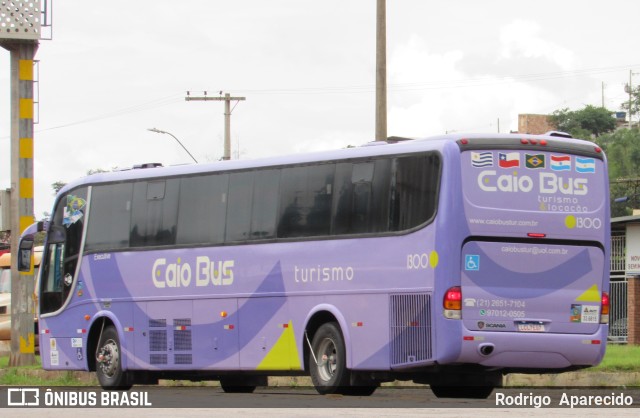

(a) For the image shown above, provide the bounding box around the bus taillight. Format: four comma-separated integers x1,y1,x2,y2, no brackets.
600,291,609,324
444,286,462,319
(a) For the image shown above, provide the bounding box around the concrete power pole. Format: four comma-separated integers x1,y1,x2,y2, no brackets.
0,1,45,366
186,92,246,160
375,0,387,141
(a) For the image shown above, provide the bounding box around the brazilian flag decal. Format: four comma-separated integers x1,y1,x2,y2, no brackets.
525,154,545,169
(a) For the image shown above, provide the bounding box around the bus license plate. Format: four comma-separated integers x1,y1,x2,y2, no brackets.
517,323,545,332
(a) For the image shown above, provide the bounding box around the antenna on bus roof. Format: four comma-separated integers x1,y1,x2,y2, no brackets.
544,131,573,139
133,163,163,169
387,136,414,143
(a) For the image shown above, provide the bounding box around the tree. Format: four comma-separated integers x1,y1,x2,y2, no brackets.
597,128,640,217
51,181,66,195
549,105,616,138
621,84,640,120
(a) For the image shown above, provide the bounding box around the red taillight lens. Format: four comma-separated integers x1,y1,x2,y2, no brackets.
600,291,610,324
444,286,462,310
601,291,610,316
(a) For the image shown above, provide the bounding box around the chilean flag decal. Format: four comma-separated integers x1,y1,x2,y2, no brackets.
498,152,520,168
550,155,571,171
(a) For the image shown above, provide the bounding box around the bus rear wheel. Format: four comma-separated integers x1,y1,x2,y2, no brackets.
96,326,132,390
309,322,350,395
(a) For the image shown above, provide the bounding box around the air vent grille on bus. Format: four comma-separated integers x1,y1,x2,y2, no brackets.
389,293,432,366
174,354,193,365
149,319,167,328
173,318,193,351
149,330,167,352
150,354,168,365
174,318,191,327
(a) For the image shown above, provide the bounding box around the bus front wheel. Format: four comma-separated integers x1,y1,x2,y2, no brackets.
309,322,350,395
96,326,132,390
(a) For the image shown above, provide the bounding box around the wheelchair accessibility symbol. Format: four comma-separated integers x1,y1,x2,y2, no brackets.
465,255,480,271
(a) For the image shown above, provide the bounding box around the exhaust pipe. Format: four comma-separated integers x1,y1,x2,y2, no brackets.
478,343,495,356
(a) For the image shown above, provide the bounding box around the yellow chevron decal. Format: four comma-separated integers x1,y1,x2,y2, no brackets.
576,284,600,302
256,320,301,370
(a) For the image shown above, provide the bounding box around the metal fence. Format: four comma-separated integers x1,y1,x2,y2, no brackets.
610,233,626,272
608,279,628,343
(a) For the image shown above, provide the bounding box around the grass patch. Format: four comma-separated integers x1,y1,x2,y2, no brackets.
0,355,96,386
0,369,85,386
0,355,42,370
589,344,640,372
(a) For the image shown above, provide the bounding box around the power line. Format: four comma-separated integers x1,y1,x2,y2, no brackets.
231,64,640,95
3,64,638,140
0,93,184,139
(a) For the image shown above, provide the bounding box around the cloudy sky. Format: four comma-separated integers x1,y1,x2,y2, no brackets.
1,0,639,217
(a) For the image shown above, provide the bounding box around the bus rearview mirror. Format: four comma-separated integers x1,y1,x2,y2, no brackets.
17,238,33,272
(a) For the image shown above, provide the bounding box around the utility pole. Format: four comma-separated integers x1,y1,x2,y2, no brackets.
375,0,387,141
186,92,246,160
626,70,640,128
0,1,46,367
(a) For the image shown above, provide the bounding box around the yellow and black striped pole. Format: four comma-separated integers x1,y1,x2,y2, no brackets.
8,41,38,366
0,1,44,367
17,54,36,236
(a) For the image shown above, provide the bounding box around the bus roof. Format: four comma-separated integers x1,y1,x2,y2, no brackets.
57,132,599,195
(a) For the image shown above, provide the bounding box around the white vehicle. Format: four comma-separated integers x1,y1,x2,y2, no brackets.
0,247,43,340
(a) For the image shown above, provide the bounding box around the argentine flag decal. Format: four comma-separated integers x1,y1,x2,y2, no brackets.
575,157,596,173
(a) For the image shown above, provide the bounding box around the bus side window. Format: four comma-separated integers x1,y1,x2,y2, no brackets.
252,169,280,239
226,171,255,242
278,165,334,238
130,180,179,247
177,174,229,245
332,160,391,235
390,155,440,231
85,184,132,251
332,163,352,235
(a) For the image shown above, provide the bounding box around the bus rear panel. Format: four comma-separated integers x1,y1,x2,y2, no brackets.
454,137,609,372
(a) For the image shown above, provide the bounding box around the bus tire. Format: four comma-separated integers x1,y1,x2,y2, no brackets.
309,322,350,395
220,375,266,393
96,326,132,390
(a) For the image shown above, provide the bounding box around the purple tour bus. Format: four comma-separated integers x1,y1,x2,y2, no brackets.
18,133,610,398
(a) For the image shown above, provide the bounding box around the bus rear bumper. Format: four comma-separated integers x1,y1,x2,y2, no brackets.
453,330,607,370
